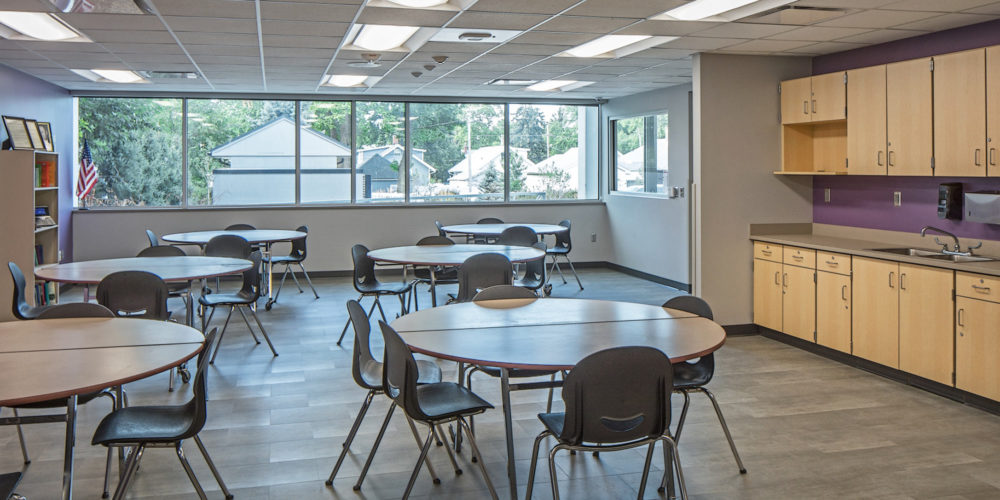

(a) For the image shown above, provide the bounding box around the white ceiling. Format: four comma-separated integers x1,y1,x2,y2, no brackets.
0,0,998,99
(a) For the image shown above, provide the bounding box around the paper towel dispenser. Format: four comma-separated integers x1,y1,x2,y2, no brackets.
965,191,1000,224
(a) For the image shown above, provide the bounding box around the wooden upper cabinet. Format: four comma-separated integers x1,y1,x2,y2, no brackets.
781,77,812,124
847,65,888,175
810,72,846,122
934,49,987,177
886,58,933,176
852,257,899,368
897,264,954,385
988,46,1000,176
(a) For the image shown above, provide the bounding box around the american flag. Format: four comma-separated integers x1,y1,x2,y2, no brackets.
76,139,98,200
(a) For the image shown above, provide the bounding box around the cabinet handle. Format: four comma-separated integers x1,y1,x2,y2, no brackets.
812,99,817,114
825,260,838,266
803,100,809,114
877,151,884,166
958,308,965,327
783,273,788,288
841,285,848,301
972,284,991,294
888,150,895,167
774,271,780,285
761,249,772,256
792,255,803,260
889,271,894,288
976,148,982,166
899,273,906,290
991,147,997,166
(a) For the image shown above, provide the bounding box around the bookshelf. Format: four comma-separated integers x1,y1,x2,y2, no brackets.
0,150,59,320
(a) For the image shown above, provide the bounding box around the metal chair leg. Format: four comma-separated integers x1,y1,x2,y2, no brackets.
663,435,689,500
546,373,556,413
327,390,376,485
298,263,319,298
457,417,499,500
430,422,461,475
702,387,746,473
563,256,583,290
636,442,656,500
175,442,209,500
235,306,262,344
404,417,442,484
675,390,691,441
270,265,290,305
374,297,387,322
193,435,234,499
209,307,234,364
548,445,564,500
354,403,396,490
288,266,304,293
11,408,29,464
110,444,144,500
525,431,551,500
246,306,278,356
401,427,435,499
337,294,367,345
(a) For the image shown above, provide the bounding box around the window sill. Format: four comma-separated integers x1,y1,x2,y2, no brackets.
607,191,676,200
72,199,606,214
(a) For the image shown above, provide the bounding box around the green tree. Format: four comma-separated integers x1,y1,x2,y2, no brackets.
548,106,578,156
510,106,547,163
478,164,502,194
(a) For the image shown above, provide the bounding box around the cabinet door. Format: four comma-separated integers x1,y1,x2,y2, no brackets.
852,257,899,368
898,264,954,385
817,272,851,353
886,58,933,176
811,72,846,122
988,46,1000,176
781,77,812,125
754,259,783,331
956,297,1000,399
782,265,816,342
934,49,987,177
847,65,887,175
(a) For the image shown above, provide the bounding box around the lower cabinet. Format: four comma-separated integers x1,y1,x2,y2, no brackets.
753,258,783,331
956,272,1000,400
897,264,954,385
816,271,851,353
782,264,815,341
852,257,900,368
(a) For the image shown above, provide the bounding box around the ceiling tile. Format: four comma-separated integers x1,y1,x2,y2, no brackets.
259,2,360,22
539,16,640,34
176,32,259,46
817,9,940,28
566,0,686,19
154,0,257,18
356,7,456,26
262,20,350,37
720,39,818,52
83,30,175,44
964,2,1000,14
513,31,597,46
661,37,746,50
161,17,258,34
784,41,869,54
58,13,164,31
832,28,928,43
892,13,998,31
766,26,874,41
881,0,997,12
451,12,548,30
616,20,723,37
692,23,799,39
262,35,341,49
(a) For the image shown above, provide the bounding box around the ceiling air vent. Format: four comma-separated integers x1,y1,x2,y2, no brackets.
743,6,848,25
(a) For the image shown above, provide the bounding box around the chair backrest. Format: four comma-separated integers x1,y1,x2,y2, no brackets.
239,251,263,300
178,328,219,440
473,285,537,301
145,229,159,247
434,220,447,237
553,219,572,252
520,242,547,287
380,321,430,421
477,217,503,224
498,226,537,247
225,223,256,230
348,300,381,390
417,235,454,246
456,253,513,303
7,262,32,320
205,234,251,259
559,346,673,446
96,270,169,320
289,225,308,260
350,244,377,292
663,295,715,375
37,302,114,319
137,245,185,257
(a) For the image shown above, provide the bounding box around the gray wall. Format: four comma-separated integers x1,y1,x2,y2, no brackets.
603,84,692,286
0,64,74,261
72,203,612,272
693,54,813,325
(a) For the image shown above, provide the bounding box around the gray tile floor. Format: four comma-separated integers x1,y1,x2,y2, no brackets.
5,268,1000,499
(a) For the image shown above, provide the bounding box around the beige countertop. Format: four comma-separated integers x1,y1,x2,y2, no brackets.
751,232,1000,277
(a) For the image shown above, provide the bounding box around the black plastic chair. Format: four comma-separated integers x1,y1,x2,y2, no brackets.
477,217,503,224
514,242,548,295
97,271,169,320
8,262,50,320
474,217,504,244
0,472,22,500
472,284,538,301
336,244,412,345
204,234,252,293
658,296,745,492
91,328,234,500
411,235,458,310
326,300,447,491
525,346,688,500
547,219,583,290
225,223,256,230
145,229,159,247
268,225,318,307
8,301,118,497
454,253,513,304
137,246,192,305
434,220,448,237
498,225,537,247
379,321,498,499
199,251,277,363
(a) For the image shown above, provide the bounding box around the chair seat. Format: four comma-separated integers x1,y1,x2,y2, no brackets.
198,291,254,306
513,278,543,289
0,471,21,499
92,404,195,445
356,281,412,295
20,304,51,320
266,255,304,264
15,389,111,409
416,383,493,421
672,360,712,389
476,366,555,379
413,267,458,282
359,359,443,389
538,412,565,437
546,247,569,256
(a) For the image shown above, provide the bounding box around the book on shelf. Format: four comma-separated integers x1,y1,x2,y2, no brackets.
34,159,55,188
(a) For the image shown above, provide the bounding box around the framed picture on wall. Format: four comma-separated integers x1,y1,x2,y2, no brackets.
2,115,34,150
37,122,54,151
24,119,43,150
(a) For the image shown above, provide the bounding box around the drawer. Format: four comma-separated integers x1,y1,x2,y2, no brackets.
956,272,1000,303
816,251,851,275
783,246,816,268
753,241,782,262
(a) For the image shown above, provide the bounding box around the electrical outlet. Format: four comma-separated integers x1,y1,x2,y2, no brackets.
824,188,831,203
58,250,63,261
893,191,902,206
591,233,597,242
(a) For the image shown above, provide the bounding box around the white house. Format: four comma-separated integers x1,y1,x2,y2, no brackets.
524,146,583,197
356,143,435,195
446,145,532,194
615,137,668,192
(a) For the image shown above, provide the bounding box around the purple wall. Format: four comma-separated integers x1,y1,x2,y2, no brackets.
809,20,1000,240
0,64,75,261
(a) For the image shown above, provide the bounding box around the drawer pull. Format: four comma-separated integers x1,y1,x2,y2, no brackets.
761,249,772,256
841,285,848,301
825,260,838,266
972,284,991,293
958,308,965,327
792,255,803,260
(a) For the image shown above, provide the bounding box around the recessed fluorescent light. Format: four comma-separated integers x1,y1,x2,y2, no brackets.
353,24,420,51
664,0,758,21
386,0,448,7
0,11,77,41
323,74,370,87
565,35,651,58
488,78,538,86
92,69,145,83
526,80,578,92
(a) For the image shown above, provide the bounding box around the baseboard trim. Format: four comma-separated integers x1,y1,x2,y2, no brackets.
605,263,691,292
723,324,758,336
759,327,1000,416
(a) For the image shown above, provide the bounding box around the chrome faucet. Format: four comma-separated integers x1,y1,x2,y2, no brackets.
919,226,983,255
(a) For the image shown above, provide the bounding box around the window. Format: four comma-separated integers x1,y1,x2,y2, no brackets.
510,104,597,201
612,113,668,194
409,102,504,203
188,99,296,206
77,97,182,206
300,101,352,204
356,101,405,203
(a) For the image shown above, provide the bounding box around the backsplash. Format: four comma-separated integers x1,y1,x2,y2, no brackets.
813,176,1000,241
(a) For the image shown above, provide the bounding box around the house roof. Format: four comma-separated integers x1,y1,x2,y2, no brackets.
447,145,532,182
357,143,435,173
211,117,350,158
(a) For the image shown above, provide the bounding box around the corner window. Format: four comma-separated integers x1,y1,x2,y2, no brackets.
612,113,668,194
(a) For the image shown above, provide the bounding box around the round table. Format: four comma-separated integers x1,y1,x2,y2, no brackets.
161,230,306,308
441,223,567,238
391,297,725,499
368,244,546,307
35,256,252,327
0,318,204,500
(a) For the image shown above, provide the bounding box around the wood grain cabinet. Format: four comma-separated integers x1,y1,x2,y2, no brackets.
887,58,934,176
781,77,813,125
956,272,1000,400
752,243,816,342
988,46,1000,176
816,252,851,353
852,257,899,368
781,73,846,124
753,243,783,332
847,65,887,175
782,261,816,342
934,49,987,177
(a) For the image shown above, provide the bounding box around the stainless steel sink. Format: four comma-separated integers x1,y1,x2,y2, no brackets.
866,248,996,263
930,254,996,263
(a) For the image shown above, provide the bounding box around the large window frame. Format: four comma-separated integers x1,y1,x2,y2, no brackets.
610,112,670,197
73,94,602,209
